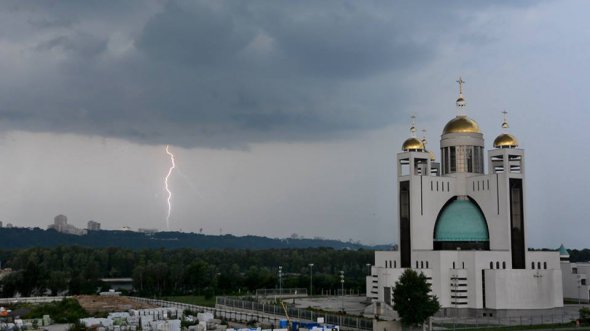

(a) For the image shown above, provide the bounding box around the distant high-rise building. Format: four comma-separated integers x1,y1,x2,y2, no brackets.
54,214,68,226
87,220,101,231
48,214,86,235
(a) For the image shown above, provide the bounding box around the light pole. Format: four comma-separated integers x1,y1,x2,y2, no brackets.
578,276,582,304
279,266,283,295
340,270,345,312
309,263,314,296
366,263,371,275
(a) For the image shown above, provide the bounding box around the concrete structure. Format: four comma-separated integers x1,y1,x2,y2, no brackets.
559,244,590,303
47,214,87,235
101,278,134,291
366,78,563,313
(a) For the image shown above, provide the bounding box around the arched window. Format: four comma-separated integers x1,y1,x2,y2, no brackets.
426,261,429,268
502,262,506,269
532,262,535,269
416,261,419,268
544,262,547,270
453,262,456,269
394,261,397,268
421,261,424,269
490,262,493,269
537,262,541,269
462,262,465,269
496,261,500,269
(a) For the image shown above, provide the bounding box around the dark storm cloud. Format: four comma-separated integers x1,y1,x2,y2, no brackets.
0,0,536,147
35,32,107,58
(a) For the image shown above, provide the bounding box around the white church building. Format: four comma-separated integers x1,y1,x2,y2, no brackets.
366,79,563,312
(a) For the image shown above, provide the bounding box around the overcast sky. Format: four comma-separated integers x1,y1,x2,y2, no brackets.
0,0,588,248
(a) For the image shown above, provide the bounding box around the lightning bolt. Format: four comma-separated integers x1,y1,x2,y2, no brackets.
164,145,176,230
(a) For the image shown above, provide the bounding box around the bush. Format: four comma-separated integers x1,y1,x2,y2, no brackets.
23,299,89,323
580,307,590,324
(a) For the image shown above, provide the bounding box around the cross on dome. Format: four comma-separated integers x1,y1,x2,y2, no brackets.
455,77,466,110
501,110,509,129
457,77,465,95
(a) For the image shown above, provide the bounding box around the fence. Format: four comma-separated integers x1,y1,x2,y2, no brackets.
128,297,283,326
216,296,373,330
256,288,308,297
432,311,582,330
0,296,68,305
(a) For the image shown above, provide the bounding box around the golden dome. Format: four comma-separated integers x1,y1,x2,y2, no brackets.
493,133,519,148
402,137,425,151
442,115,481,134
428,150,436,161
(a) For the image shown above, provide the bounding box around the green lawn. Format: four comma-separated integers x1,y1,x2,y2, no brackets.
162,295,216,307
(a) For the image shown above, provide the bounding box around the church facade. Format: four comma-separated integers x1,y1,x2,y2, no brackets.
366,79,563,311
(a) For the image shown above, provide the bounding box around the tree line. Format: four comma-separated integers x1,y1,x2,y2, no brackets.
0,246,373,297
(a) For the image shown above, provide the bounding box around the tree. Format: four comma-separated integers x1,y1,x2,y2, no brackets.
392,269,440,327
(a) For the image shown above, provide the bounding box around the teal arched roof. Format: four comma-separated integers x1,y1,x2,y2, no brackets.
559,244,569,257
434,199,489,242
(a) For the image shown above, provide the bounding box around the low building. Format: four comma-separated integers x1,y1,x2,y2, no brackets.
560,244,590,303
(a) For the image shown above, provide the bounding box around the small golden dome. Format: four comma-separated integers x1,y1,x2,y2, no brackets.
428,150,436,161
442,115,481,134
402,137,425,151
493,133,518,148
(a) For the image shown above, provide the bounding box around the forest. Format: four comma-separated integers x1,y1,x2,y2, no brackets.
0,246,374,298
0,227,389,250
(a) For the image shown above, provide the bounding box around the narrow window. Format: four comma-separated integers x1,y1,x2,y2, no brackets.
544,262,547,270
502,262,506,269
537,262,541,269
437,181,439,191
496,261,500,269
487,179,490,190
532,262,535,269
421,261,424,269
394,261,397,268
450,146,457,172
490,262,493,269
467,147,473,172
426,261,429,268
462,262,465,269
453,262,456,269
447,182,450,191
416,261,418,268
431,181,433,191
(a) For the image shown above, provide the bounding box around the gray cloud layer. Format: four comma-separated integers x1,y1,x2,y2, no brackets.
0,1,531,148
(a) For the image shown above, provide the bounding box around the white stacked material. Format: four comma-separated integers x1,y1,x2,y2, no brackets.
80,318,114,328
197,312,214,322
110,312,131,319
149,319,181,331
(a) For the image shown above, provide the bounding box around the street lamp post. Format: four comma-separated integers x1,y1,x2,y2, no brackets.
309,263,314,296
578,276,582,305
366,263,371,275
279,266,283,295
340,270,345,312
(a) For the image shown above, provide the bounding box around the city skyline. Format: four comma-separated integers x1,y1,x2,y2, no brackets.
0,1,588,247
